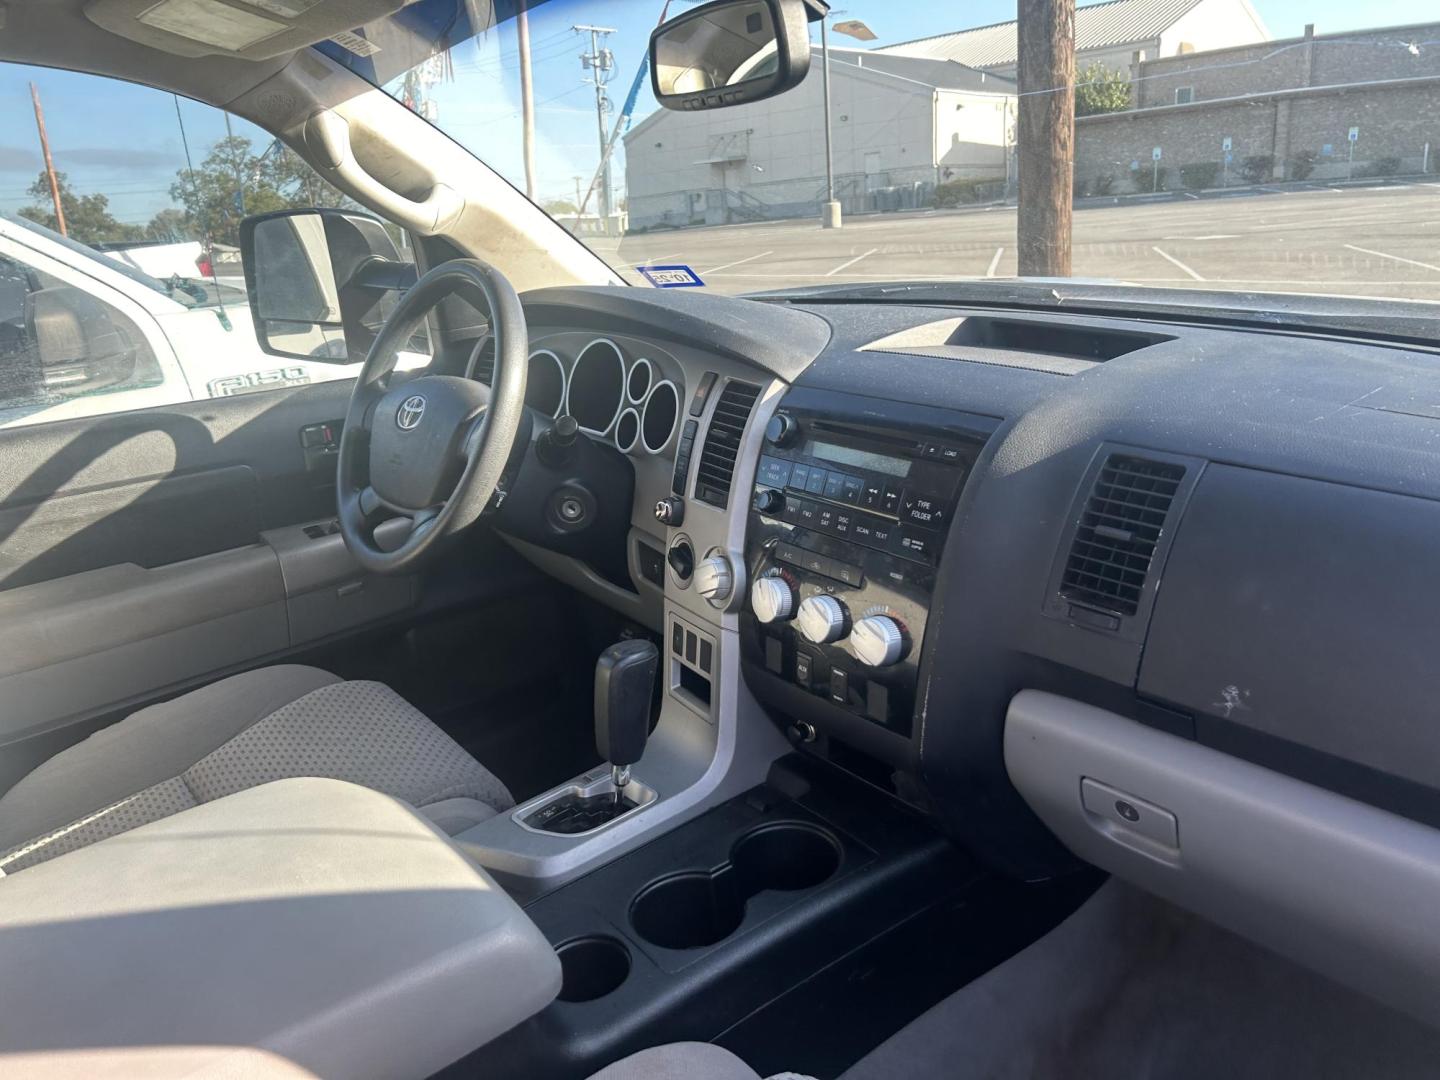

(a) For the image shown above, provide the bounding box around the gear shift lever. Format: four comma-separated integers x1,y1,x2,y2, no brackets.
595,638,659,800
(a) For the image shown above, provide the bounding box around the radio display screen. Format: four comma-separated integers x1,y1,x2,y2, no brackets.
804,439,911,479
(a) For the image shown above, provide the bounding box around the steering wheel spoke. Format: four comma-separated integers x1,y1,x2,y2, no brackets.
357,485,388,523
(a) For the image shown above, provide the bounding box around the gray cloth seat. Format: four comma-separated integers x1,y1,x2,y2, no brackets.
0,664,514,874
586,1043,813,1080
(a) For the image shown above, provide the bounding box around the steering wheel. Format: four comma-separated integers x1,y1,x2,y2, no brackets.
336,259,528,574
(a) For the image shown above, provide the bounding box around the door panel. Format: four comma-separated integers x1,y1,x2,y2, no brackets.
0,545,288,744
0,381,374,760
0,464,260,590
0,379,352,576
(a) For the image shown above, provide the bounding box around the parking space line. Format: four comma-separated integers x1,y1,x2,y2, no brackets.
986,247,1004,277
1343,244,1440,274
704,250,773,274
1151,246,1205,280
826,248,878,276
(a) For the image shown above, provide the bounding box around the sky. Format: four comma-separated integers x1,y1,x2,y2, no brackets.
2,0,1437,227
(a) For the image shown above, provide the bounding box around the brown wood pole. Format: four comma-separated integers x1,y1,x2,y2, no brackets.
1016,0,1075,276
29,82,67,237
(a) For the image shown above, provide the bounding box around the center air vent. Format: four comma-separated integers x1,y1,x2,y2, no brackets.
694,380,762,508
1060,454,1188,619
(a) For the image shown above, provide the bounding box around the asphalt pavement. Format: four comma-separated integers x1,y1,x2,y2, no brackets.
590,181,1440,303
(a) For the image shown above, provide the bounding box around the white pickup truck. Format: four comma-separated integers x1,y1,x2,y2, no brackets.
0,212,420,429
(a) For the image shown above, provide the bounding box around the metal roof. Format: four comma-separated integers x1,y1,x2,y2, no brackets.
829,48,1016,91
877,0,1209,69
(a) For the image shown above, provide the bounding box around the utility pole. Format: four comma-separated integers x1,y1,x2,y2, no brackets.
517,0,537,200
29,83,67,237
1015,0,1075,276
574,24,616,235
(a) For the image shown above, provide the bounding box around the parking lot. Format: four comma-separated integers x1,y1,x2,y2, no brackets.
592,181,1440,303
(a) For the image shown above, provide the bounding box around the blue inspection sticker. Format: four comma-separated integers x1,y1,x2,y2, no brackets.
637,265,705,288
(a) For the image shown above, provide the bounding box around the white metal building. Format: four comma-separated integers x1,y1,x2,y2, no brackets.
877,0,1270,79
623,51,1016,231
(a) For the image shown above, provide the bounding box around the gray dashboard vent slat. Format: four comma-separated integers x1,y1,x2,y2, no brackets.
471,339,496,385
1060,454,1186,618
694,380,761,508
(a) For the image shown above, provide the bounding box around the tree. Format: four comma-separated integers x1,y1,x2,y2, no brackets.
143,207,191,242
169,135,348,247
18,171,142,245
542,199,577,215
1074,62,1131,117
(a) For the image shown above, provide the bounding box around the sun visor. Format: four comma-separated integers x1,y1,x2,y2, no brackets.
84,0,410,61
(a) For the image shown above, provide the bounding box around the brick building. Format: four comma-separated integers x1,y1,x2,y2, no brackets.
1075,21,1440,190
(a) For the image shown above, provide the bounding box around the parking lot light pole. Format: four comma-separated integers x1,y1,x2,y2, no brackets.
821,19,839,228
819,16,876,229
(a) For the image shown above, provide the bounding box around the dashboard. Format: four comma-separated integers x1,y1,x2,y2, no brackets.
485,282,1440,1025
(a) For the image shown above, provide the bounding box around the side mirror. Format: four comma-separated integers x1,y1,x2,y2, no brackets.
650,0,815,111
239,208,416,363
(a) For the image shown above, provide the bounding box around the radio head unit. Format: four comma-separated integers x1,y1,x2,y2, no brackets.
739,389,997,792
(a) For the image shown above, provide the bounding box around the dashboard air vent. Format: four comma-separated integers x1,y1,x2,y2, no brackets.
694,380,762,508
470,339,495,385
1060,454,1187,617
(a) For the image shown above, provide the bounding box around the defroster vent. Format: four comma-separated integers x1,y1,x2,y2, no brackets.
694,380,762,508
1060,454,1186,617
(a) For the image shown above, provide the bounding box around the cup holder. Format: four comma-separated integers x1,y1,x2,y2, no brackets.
555,935,631,1002
630,822,842,950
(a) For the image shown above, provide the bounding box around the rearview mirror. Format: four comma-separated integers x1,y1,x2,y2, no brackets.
650,0,815,111
239,208,417,363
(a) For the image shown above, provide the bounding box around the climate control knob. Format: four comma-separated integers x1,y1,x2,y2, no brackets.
751,576,796,623
695,554,735,604
797,594,849,644
850,615,907,668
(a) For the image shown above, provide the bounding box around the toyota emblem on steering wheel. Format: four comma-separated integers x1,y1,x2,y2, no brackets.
396,395,427,431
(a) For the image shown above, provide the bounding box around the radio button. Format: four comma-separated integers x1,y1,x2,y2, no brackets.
823,472,846,500
893,528,934,562
804,468,828,495
841,475,864,504
861,480,883,508
816,507,835,532
939,444,964,463
880,483,902,514
901,492,947,529
757,456,791,488
869,520,895,546
832,510,853,536
788,463,811,491
796,501,820,527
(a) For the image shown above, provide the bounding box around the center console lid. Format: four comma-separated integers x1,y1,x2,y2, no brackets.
0,778,561,1079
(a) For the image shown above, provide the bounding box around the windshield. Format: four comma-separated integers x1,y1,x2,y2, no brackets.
319,0,1440,306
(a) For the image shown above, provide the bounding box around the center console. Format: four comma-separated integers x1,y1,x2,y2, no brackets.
739,387,997,789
